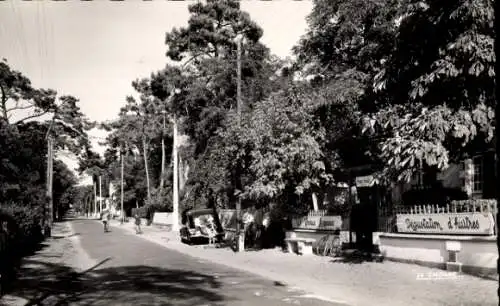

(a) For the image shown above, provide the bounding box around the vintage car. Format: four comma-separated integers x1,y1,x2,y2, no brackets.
179,208,224,245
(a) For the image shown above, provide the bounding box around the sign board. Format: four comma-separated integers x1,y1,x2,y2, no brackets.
219,209,237,230
355,175,377,187
152,212,173,225
396,212,495,235
292,215,342,231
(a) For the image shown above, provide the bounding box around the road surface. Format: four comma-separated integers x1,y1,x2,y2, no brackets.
30,219,349,306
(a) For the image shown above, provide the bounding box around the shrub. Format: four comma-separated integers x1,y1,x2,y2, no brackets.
0,202,45,293
0,203,44,252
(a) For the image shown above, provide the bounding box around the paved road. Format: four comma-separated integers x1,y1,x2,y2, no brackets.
55,219,348,306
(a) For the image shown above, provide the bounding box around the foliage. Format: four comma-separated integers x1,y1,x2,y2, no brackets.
165,0,264,63
293,0,402,79
0,59,57,125
63,185,94,215
0,119,79,211
362,0,495,182
162,0,282,156
144,187,173,214
0,202,44,253
211,86,334,212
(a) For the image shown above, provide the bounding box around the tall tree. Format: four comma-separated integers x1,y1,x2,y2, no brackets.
0,59,57,125
164,0,280,156
363,0,495,182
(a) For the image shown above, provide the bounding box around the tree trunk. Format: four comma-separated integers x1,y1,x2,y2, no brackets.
160,114,166,191
142,137,151,200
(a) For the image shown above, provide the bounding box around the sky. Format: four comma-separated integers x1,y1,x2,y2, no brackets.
0,1,313,182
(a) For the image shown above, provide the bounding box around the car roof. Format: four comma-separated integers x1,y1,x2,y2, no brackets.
186,208,214,216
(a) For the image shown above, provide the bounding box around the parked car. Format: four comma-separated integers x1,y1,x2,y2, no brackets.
180,208,224,245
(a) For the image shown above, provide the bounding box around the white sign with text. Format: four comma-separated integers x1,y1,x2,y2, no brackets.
396,212,495,235
152,212,173,225
292,215,342,231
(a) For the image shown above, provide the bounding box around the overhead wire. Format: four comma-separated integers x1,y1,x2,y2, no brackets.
36,1,44,80
10,1,32,73
42,0,53,81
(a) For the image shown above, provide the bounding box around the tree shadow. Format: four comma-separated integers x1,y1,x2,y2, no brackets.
329,249,385,265
50,233,81,240
10,258,231,306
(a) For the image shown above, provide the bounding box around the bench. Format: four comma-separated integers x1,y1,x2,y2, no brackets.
285,237,316,255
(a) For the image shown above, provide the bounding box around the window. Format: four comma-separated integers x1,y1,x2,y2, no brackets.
472,156,483,194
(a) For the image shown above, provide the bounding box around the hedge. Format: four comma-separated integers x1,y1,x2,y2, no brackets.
0,202,45,295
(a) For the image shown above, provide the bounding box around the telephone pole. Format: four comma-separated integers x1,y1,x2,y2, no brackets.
235,34,244,252
172,116,179,232
45,136,54,237
120,150,124,224
99,175,103,213
93,181,97,218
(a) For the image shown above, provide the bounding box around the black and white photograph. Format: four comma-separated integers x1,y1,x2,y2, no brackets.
0,0,497,305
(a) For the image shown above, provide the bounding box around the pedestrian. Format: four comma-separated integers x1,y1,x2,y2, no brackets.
102,210,110,233
134,213,142,234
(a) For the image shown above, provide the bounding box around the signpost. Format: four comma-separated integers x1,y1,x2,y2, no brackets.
396,213,495,235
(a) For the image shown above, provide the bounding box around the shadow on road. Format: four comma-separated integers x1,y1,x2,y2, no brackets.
330,250,385,264
11,258,228,306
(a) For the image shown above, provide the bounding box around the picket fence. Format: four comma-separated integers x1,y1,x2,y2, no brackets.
378,200,498,234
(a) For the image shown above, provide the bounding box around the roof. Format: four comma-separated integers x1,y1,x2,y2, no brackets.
186,208,215,217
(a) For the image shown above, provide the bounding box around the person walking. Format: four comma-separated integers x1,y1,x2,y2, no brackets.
102,210,111,233
134,213,142,234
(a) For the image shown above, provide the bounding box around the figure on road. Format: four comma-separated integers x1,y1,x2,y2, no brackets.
134,213,142,234
102,210,111,233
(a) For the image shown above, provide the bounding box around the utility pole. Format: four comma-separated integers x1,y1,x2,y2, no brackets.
45,136,54,237
120,150,124,224
160,111,166,191
172,116,179,232
93,181,97,218
495,3,499,300
99,175,103,213
235,34,244,252
496,44,500,303
236,35,242,123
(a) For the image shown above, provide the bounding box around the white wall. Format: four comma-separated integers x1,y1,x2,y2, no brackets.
379,233,497,278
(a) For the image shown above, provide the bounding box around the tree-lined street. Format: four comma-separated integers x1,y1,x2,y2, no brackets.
0,0,498,304
4,218,348,306
2,217,497,306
